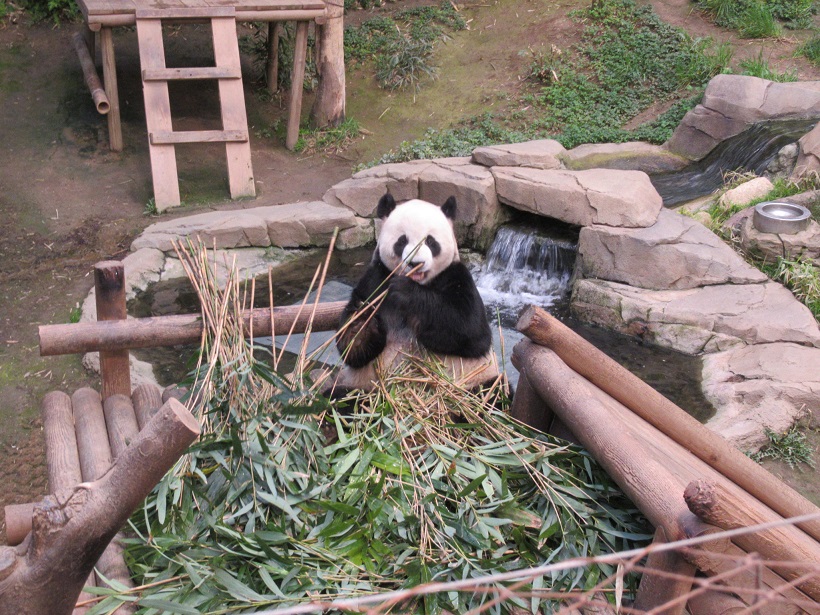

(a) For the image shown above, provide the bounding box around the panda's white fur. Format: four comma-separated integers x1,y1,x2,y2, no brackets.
332,195,499,394
376,199,459,285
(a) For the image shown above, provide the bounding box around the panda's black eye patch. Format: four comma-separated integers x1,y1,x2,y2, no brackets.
393,234,408,258
425,235,441,257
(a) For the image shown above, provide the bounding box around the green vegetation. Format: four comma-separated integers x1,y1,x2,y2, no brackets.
371,0,730,165
17,0,78,23
294,117,362,154
344,2,466,92
738,51,798,81
799,35,820,66
97,246,651,614
763,255,820,318
751,427,817,469
693,0,816,36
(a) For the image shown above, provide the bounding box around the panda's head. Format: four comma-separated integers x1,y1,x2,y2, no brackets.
376,193,459,285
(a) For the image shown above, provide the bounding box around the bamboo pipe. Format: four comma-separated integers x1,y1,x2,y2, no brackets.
72,32,110,115
515,304,820,543
39,300,347,356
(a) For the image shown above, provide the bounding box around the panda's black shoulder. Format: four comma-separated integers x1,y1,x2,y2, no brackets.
428,261,481,294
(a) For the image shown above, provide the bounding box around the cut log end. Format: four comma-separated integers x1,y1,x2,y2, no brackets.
684,479,717,519
164,397,201,437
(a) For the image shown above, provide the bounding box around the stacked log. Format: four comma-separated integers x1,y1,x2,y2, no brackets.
514,305,820,614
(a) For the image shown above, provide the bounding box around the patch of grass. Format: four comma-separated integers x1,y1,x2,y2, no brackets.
798,35,820,66
763,255,820,318
68,305,81,324
751,427,817,469
19,0,78,23
739,51,798,81
344,2,465,92
693,0,810,36
143,198,158,216
294,118,363,154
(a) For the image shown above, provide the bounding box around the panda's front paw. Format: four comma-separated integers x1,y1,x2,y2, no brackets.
337,311,387,368
387,275,418,307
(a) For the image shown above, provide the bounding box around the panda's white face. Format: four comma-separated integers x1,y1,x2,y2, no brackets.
377,198,459,285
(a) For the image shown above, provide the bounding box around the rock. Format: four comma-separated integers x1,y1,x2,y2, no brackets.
492,167,662,228
765,142,798,179
122,248,166,299
562,141,689,173
793,122,820,179
571,279,820,355
702,343,820,451
692,211,712,227
739,215,820,262
254,201,362,248
131,210,271,252
82,351,159,391
578,209,768,290
471,139,566,169
666,75,820,161
418,159,506,249
323,161,431,217
718,176,774,208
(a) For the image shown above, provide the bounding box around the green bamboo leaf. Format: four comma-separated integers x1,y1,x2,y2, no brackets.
137,596,201,614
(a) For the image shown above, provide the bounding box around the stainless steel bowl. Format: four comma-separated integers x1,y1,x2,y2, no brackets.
752,201,811,235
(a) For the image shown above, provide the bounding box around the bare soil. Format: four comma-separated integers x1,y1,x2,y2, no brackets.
1,0,818,543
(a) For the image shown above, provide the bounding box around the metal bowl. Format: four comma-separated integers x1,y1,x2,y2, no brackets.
752,201,811,235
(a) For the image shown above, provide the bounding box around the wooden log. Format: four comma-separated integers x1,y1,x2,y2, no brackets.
162,384,188,404
95,262,130,398
42,390,97,613
309,0,345,127
514,341,818,612
42,391,82,492
0,398,199,615
286,20,309,150
39,300,347,356
103,394,140,460
266,21,280,93
687,590,747,615
72,32,110,114
4,503,34,546
132,383,163,431
633,527,696,615
72,388,112,482
684,479,820,600
509,369,552,433
99,27,122,152
515,305,820,543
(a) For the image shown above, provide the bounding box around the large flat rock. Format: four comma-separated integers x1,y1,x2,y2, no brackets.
572,279,820,354
578,209,768,290
471,139,566,169
702,343,820,451
323,160,430,217
492,167,662,228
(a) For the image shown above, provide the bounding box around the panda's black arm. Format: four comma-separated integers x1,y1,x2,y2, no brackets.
387,262,492,358
336,259,391,368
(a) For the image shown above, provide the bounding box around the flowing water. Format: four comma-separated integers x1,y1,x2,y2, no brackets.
651,118,817,206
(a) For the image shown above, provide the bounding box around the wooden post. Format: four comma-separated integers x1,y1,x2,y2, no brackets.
94,261,130,398
516,305,820,543
99,27,122,152
0,399,199,615
509,369,552,433
286,20,309,150
310,0,345,128
132,383,163,430
633,527,696,615
266,21,281,93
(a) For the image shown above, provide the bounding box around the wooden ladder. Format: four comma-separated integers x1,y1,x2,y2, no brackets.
135,7,255,211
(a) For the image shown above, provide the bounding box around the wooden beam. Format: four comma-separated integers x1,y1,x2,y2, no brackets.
95,262,130,398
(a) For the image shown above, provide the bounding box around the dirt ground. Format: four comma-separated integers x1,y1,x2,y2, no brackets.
1,0,819,543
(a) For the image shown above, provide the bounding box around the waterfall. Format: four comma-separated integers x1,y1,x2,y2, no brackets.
475,225,577,323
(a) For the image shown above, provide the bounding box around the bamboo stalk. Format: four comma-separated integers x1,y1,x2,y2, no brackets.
39,300,347,356
515,305,820,543
72,32,110,114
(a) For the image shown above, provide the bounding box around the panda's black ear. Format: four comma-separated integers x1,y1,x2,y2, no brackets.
441,196,457,220
377,193,396,219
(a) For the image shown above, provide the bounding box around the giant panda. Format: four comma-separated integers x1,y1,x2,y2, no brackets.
331,192,499,393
